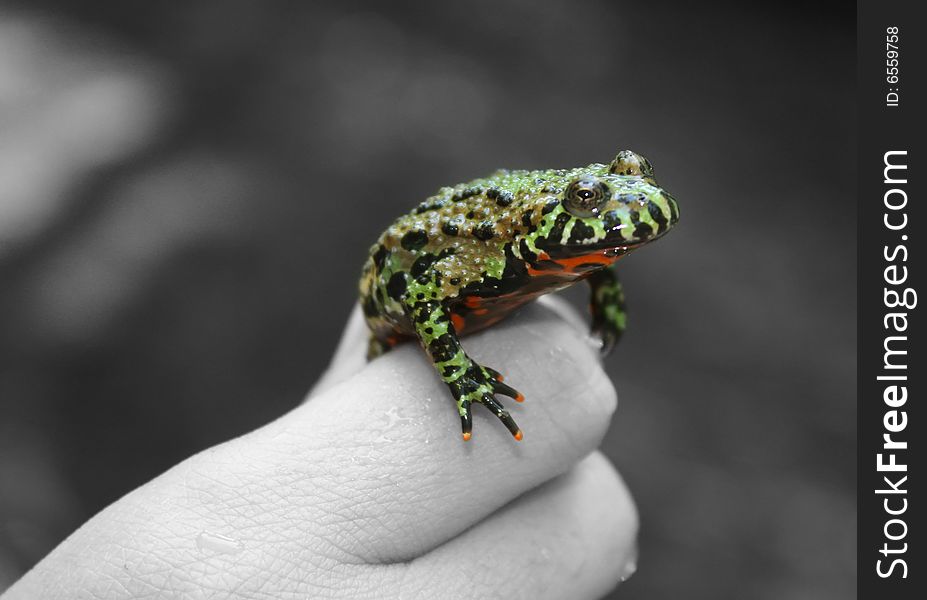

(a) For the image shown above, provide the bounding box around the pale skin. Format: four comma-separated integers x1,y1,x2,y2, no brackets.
3,297,638,599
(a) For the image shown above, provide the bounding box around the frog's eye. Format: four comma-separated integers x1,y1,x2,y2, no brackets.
563,177,610,217
608,150,655,179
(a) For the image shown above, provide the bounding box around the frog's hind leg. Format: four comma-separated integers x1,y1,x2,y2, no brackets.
405,298,524,441
587,265,627,355
366,331,403,360
364,311,406,360
366,335,389,360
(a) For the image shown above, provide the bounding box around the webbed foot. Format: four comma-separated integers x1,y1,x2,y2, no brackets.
450,363,524,441
406,297,525,441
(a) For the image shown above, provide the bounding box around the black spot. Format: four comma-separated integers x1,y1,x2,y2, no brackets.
411,253,438,280
401,230,429,251
647,200,668,231
633,222,654,239
386,272,407,301
502,243,528,280
487,188,514,207
466,211,475,219
602,210,622,230
451,187,482,202
465,363,483,378
415,198,448,214
473,221,496,241
442,221,459,236
549,212,571,239
412,302,434,324
567,220,596,244
416,292,425,300
410,247,455,283
450,277,461,285
541,199,559,215
442,364,461,378
429,333,458,362
535,213,572,252
425,327,433,334
521,211,533,228
448,365,485,396
372,245,389,270
519,239,537,261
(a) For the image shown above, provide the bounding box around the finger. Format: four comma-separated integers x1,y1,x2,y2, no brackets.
308,305,368,397
537,294,593,337
4,301,621,599
240,299,618,562
392,452,639,600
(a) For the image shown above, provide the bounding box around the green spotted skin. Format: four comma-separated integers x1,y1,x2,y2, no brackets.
359,150,679,441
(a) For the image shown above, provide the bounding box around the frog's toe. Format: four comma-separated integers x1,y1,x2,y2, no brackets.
480,393,523,441
593,325,621,356
484,366,504,382
481,366,524,402
491,378,525,403
460,401,473,441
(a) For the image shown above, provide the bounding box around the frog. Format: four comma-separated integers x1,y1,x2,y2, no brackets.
359,150,679,441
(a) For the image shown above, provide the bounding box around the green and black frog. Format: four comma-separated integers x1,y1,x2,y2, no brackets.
359,150,679,441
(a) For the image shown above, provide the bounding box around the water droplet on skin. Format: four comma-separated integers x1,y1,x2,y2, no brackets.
375,406,419,442
196,531,243,555
383,406,410,428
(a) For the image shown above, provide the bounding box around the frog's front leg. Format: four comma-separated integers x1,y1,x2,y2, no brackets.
404,296,524,441
587,265,627,355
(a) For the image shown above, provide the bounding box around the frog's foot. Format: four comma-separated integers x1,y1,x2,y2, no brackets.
587,265,626,356
405,298,524,441
450,364,524,441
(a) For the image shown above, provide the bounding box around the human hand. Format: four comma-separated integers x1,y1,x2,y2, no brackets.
4,297,638,599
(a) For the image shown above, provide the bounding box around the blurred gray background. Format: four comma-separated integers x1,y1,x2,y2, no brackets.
0,1,854,598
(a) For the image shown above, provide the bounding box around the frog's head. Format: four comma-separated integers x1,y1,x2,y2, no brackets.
529,150,679,260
